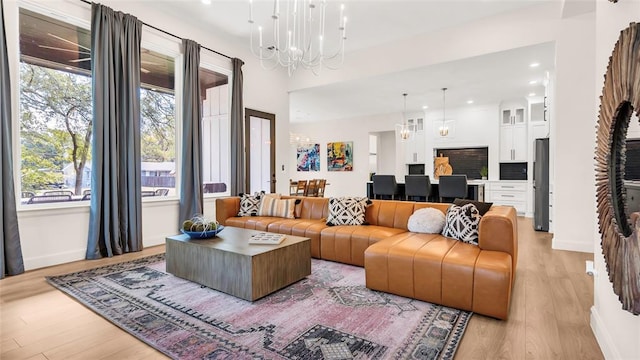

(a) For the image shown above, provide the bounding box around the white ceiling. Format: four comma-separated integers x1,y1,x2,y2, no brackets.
291,42,555,122
154,0,557,122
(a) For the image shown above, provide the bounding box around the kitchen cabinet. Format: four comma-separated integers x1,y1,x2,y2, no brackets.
501,107,525,125
405,130,425,164
500,123,527,162
485,181,527,215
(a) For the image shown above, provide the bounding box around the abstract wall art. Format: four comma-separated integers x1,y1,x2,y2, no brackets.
327,141,353,171
297,144,321,171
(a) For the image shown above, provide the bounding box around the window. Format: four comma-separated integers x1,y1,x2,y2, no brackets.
200,66,231,195
140,49,176,197
19,8,92,204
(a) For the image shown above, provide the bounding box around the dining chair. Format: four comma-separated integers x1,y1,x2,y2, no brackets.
316,179,327,197
295,180,308,196
405,175,431,202
372,175,399,200
289,179,297,195
305,179,318,197
438,175,468,203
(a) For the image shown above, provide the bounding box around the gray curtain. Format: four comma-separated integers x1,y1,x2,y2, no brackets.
86,4,143,259
0,0,25,278
178,39,203,222
230,58,245,195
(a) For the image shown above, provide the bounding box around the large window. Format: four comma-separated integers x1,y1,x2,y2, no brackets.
19,8,92,204
18,6,229,204
200,66,231,195
140,49,176,197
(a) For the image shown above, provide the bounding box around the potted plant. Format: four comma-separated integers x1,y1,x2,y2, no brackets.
480,166,488,180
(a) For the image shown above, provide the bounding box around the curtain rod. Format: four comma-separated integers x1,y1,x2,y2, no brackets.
79,0,233,60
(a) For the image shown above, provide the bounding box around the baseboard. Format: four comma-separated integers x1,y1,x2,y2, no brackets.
24,249,86,271
591,306,622,360
551,236,594,253
145,235,167,247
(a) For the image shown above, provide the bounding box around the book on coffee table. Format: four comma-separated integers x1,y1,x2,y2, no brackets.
249,232,286,245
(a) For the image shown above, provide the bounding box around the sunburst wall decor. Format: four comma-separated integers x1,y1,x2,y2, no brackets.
595,22,640,315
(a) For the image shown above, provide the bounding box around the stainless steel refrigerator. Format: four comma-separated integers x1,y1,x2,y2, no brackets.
533,138,550,231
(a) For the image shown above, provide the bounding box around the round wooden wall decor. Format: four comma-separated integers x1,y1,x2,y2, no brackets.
595,22,640,315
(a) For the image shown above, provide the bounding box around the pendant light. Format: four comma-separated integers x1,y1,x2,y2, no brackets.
396,93,414,142
439,88,449,137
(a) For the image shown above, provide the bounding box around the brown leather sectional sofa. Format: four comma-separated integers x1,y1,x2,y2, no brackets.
215,196,518,319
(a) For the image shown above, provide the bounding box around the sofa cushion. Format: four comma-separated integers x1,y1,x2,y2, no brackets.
453,198,493,216
442,203,480,245
408,207,446,234
238,193,261,216
326,197,369,226
258,197,296,219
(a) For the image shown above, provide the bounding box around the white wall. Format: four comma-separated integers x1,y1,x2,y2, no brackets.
550,11,597,253
3,0,290,270
590,1,640,359
376,131,396,176
289,113,402,197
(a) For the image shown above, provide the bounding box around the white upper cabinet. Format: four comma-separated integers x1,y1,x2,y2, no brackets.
500,102,527,162
501,106,526,125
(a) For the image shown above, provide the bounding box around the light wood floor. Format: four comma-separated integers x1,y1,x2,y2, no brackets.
1,217,603,360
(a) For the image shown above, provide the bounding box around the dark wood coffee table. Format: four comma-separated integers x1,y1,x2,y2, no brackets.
165,226,311,301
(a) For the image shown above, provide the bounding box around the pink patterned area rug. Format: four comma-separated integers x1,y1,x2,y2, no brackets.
47,254,471,359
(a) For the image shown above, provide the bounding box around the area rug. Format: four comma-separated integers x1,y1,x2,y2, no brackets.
47,254,471,360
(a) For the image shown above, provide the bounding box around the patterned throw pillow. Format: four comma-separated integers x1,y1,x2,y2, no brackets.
258,197,296,219
442,203,481,245
238,193,262,216
326,197,369,226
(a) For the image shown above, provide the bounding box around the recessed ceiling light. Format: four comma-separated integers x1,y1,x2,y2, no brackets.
466,100,474,104
201,0,211,4
422,105,428,109
529,80,537,85
529,92,536,97
64,66,72,70
530,62,540,68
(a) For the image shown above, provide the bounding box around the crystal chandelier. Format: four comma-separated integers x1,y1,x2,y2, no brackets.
248,0,347,76
396,93,415,142
439,88,449,137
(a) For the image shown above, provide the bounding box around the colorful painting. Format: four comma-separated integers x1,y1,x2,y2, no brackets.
297,144,321,171
327,141,353,171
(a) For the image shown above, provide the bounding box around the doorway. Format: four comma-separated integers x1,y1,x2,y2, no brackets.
245,109,276,194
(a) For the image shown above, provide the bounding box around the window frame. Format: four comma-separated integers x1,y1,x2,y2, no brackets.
15,1,92,209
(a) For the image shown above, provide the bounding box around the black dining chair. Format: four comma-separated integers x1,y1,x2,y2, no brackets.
438,175,468,203
405,175,431,202
372,175,399,200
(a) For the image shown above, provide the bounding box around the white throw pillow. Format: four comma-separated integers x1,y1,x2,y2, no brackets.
407,207,446,234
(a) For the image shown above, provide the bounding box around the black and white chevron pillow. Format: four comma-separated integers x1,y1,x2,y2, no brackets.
326,197,369,226
442,203,481,245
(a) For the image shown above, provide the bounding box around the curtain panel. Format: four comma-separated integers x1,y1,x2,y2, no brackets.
178,39,203,222
0,0,25,278
230,58,245,195
86,3,143,259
